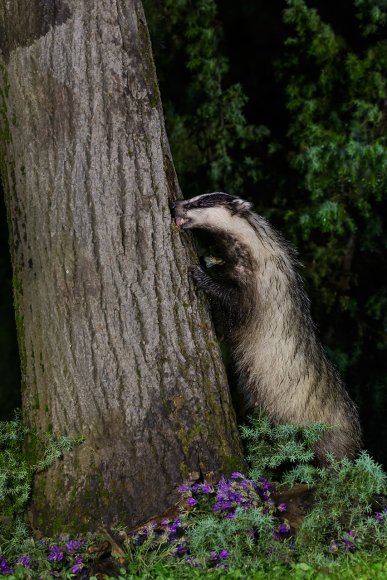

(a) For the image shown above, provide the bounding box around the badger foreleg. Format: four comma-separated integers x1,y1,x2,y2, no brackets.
189,265,239,311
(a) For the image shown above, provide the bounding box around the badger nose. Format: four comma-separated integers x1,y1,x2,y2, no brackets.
170,199,183,217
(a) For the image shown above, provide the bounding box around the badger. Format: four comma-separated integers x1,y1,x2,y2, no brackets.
171,192,361,463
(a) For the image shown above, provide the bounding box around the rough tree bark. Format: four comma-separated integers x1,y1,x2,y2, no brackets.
0,0,243,534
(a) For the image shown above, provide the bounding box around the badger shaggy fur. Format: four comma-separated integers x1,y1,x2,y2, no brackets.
172,192,361,463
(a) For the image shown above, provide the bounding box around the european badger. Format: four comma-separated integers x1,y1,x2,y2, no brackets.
171,192,361,463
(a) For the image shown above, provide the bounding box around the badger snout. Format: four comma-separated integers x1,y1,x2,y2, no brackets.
170,200,189,228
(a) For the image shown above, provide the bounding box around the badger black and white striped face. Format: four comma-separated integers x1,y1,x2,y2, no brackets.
171,193,252,231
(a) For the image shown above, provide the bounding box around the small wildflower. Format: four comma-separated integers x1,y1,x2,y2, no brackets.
0,557,13,575
47,545,64,562
219,549,229,560
179,484,190,492
231,472,244,479
341,530,358,552
168,518,180,534
175,543,188,556
186,497,197,507
201,483,214,494
278,503,287,512
191,483,200,491
273,521,290,540
71,555,84,574
133,526,148,545
65,539,85,552
209,551,219,561
374,512,385,524
15,555,32,568
341,539,356,552
168,518,184,541
259,476,272,492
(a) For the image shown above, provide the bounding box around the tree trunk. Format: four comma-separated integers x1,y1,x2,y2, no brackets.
0,0,243,535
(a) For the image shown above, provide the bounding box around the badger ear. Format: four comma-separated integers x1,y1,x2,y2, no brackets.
231,198,252,213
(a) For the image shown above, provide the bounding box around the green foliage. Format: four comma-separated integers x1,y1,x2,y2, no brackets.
187,508,290,570
283,0,386,236
0,517,32,560
278,0,387,405
355,0,387,35
0,412,83,519
240,415,329,481
143,0,269,196
89,553,387,579
241,416,387,563
0,413,30,514
296,452,387,559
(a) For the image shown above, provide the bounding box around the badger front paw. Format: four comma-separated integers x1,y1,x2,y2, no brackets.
189,264,207,287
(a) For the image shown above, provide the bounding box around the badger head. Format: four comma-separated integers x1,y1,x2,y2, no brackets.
171,193,252,231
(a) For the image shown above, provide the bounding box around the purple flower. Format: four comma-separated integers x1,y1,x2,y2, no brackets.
209,475,268,518
341,539,356,552
0,558,13,575
65,539,85,552
339,530,358,553
259,477,272,492
228,492,242,503
71,555,84,574
278,503,287,512
231,472,244,479
186,497,197,507
273,522,290,540
168,517,182,533
374,512,385,524
175,544,188,556
213,500,231,511
201,483,214,494
179,484,190,492
133,526,149,545
168,518,184,540
15,555,32,568
47,545,64,562
219,549,229,560
209,551,219,561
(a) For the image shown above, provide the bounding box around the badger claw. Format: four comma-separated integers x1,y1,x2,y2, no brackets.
189,264,205,283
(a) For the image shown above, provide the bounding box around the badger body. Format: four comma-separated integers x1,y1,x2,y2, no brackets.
172,192,361,463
